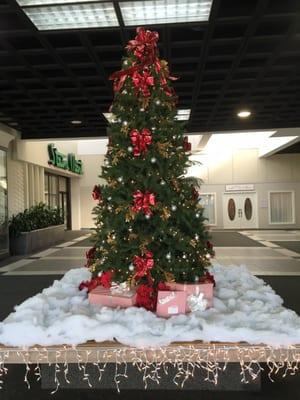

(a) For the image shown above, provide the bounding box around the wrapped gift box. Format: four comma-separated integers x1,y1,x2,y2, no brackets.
89,286,136,308
156,290,187,318
168,282,213,311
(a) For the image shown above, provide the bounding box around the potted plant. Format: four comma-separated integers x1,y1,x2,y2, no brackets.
9,203,65,255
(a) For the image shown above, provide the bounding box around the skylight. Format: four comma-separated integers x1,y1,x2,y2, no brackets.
120,0,213,26
16,1,119,30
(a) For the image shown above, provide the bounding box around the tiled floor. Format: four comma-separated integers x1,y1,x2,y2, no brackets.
213,230,300,276
1,230,300,277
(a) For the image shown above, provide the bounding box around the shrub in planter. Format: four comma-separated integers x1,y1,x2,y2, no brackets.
9,203,64,238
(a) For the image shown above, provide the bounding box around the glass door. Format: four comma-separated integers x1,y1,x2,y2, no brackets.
0,149,8,256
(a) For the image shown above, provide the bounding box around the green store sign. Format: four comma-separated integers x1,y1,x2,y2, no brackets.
48,143,83,175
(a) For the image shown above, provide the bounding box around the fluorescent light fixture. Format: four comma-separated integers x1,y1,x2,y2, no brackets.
17,0,101,5
175,109,191,121
70,120,82,125
17,1,119,30
237,110,251,118
120,0,213,26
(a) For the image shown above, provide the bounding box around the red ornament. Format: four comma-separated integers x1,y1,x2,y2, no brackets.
132,190,156,216
130,128,152,157
136,284,156,311
132,70,154,97
92,185,102,201
85,246,96,268
133,250,154,279
126,27,159,65
183,136,192,152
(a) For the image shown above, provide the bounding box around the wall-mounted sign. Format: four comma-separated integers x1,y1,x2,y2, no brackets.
225,184,254,192
48,143,83,175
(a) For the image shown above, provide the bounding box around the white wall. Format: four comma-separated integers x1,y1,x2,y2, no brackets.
196,149,300,229
78,154,105,229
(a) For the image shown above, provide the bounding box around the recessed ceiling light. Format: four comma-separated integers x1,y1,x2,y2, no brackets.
175,109,191,121
16,1,119,30
70,120,82,125
119,0,213,26
237,110,251,118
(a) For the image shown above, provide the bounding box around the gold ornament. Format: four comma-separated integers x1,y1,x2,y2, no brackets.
125,208,136,222
161,207,171,220
157,141,172,158
112,149,127,165
190,239,197,248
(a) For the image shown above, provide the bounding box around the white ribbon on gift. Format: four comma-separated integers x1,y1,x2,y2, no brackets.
187,292,208,312
110,281,131,295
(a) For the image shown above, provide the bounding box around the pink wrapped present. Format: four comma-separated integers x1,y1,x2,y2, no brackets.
88,286,136,308
156,290,187,318
168,282,214,311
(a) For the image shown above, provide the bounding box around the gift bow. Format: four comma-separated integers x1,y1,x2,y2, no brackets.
187,292,208,312
130,128,152,157
110,281,131,295
126,27,159,64
133,250,154,278
132,190,156,216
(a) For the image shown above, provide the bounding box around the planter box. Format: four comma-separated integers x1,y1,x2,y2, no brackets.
10,224,65,255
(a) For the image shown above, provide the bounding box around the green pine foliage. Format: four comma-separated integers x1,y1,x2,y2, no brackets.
90,29,213,286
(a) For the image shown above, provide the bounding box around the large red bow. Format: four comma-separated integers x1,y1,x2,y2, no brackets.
130,128,152,157
133,250,154,279
132,190,156,216
132,70,154,97
126,27,159,65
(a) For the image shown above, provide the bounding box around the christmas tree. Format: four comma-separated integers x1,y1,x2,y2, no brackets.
81,27,214,310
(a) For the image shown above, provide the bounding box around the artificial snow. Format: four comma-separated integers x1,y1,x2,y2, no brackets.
0,264,300,348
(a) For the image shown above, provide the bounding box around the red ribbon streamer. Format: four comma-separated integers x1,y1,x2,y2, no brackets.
130,128,152,157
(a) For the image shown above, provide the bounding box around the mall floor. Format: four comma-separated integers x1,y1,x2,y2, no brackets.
0,229,300,399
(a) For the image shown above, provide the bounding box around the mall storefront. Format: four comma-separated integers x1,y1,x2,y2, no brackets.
0,127,85,257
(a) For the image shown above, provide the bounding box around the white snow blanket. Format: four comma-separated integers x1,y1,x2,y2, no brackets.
0,264,300,348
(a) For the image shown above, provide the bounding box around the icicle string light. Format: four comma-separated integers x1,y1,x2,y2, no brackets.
0,344,299,391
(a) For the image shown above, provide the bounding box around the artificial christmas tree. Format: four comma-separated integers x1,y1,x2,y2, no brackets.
80,27,214,311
